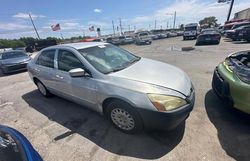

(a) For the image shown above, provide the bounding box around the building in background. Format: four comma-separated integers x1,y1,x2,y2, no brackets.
234,8,250,20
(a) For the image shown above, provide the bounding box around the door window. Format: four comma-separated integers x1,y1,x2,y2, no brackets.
36,50,55,68
57,50,84,72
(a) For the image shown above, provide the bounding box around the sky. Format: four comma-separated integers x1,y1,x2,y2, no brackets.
0,0,249,39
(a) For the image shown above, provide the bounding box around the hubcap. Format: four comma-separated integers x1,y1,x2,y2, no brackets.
37,82,46,95
110,108,135,131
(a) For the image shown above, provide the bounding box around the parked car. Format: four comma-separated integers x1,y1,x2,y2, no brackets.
236,25,250,42
0,50,31,74
227,25,250,42
26,39,57,52
134,31,152,45
151,34,159,40
195,29,221,45
183,23,201,40
212,50,250,114
106,37,121,45
123,36,134,44
0,125,43,161
157,33,168,39
28,42,195,133
169,32,178,37
225,21,250,41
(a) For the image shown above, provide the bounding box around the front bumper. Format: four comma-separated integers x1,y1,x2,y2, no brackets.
212,67,233,105
2,63,28,73
136,91,195,131
212,64,250,114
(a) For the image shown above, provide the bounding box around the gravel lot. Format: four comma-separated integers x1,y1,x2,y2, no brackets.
0,37,249,161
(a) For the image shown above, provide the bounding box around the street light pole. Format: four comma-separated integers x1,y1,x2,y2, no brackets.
29,13,40,39
173,11,176,29
227,0,234,21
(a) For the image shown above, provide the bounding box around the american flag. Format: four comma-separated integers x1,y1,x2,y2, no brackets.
89,25,94,32
51,23,60,31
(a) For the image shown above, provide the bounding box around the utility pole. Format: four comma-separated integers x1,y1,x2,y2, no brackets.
227,0,234,21
119,18,123,35
173,11,176,29
134,26,136,31
128,25,130,32
218,0,235,21
154,20,157,29
167,21,169,29
29,13,40,39
112,20,116,36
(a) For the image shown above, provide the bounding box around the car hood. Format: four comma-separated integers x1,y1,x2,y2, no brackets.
109,58,192,96
1,56,30,65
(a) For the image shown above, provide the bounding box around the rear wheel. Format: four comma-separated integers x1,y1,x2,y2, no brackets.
105,100,143,134
36,80,51,97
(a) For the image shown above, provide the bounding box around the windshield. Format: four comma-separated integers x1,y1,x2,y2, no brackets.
185,26,197,31
1,51,27,60
78,44,140,74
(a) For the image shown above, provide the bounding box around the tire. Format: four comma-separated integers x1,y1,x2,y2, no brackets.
36,80,51,97
183,37,186,40
105,100,143,134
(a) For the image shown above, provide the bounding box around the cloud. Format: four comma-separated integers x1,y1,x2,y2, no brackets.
130,0,250,28
0,23,32,31
93,9,102,13
88,21,109,27
13,13,45,20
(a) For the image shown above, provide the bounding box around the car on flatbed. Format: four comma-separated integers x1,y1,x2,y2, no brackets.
27,42,195,134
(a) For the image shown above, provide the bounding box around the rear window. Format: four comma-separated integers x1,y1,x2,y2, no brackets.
36,50,55,68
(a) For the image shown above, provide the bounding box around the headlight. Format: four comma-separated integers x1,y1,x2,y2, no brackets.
148,94,187,111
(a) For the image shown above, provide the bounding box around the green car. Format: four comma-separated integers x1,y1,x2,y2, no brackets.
212,50,250,114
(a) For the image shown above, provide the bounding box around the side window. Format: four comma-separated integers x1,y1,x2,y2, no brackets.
36,50,55,68
58,50,84,72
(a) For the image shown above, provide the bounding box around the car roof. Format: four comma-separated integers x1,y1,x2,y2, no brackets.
47,42,108,50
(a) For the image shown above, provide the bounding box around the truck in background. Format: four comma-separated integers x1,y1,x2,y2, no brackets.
183,23,200,40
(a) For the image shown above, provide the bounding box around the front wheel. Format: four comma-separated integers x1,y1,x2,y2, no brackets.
105,100,143,134
36,80,51,97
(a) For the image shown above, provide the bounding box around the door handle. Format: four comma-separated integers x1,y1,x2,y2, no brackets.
34,68,40,73
56,75,64,79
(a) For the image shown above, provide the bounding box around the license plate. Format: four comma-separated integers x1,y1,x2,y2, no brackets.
239,33,243,36
206,38,211,41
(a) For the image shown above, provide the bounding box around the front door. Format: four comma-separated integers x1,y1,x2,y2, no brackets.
55,49,97,109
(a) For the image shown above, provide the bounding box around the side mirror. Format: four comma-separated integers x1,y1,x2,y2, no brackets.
69,68,86,77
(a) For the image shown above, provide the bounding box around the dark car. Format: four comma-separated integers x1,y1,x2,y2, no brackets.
0,50,31,74
225,21,250,41
106,37,121,45
0,125,42,161
195,29,221,45
233,25,250,42
26,39,57,52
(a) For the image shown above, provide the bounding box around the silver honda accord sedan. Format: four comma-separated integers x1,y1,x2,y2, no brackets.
27,42,195,133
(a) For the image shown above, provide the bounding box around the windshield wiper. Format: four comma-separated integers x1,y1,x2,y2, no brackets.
105,57,141,74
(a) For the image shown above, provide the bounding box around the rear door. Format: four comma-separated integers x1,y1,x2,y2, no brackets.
35,49,56,90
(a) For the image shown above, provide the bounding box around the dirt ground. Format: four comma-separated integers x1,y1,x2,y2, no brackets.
0,37,249,161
